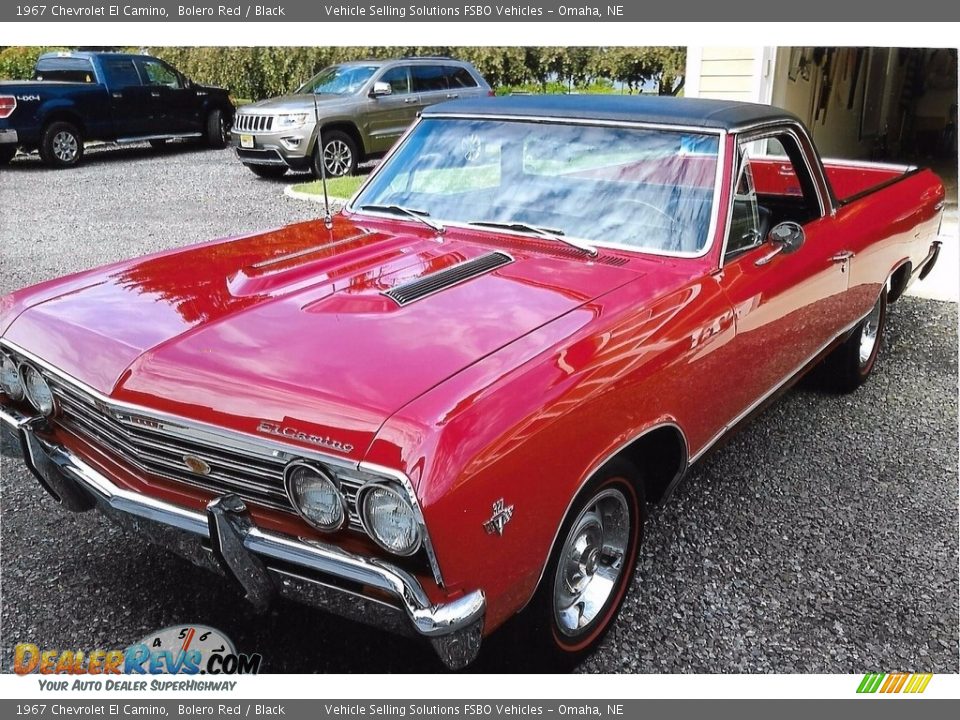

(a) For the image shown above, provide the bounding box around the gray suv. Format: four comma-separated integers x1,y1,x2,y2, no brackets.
232,57,491,179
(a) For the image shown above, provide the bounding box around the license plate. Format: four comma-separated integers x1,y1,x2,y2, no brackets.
239,134,254,149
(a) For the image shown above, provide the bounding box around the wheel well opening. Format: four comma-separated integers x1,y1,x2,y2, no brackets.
887,262,911,304
619,425,687,503
319,122,363,159
43,112,85,135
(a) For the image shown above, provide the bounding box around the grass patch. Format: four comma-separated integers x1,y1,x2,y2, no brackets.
291,175,366,200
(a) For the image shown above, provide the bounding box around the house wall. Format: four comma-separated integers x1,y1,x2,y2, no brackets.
684,47,766,102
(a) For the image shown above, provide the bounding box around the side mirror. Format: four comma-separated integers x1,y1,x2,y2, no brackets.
370,81,392,97
755,221,805,266
768,221,805,254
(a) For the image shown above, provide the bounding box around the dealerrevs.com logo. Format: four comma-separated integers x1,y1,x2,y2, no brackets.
14,625,262,686
856,673,934,694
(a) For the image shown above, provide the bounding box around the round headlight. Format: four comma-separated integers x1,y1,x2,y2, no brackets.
284,461,346,532
21,364,56,416
0,353,24,400
360,483,422,556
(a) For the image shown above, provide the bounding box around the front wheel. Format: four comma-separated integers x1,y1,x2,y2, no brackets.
39,121,84,168
205,109,229,148
825,290,887,393
312,130,358,178
525,459,644,666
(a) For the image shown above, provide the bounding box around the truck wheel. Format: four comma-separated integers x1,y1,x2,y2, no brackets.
825,290,887,393
205,109,229,148
246,165,288,179
40,122,84,168
526,458,644,668
0,146,16,166
313,130,358,178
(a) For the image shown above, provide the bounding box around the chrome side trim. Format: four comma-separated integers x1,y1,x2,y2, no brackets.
115,133,203,144
346,114,729,262
520,421,689,612
688,305,874,464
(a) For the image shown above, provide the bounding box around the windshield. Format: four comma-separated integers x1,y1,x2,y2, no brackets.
296,64,378,95
351,118,721,254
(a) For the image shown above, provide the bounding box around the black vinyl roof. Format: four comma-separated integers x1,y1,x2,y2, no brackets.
423,94,801,131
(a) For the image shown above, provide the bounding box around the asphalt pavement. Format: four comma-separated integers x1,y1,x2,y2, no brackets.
1,143,957,673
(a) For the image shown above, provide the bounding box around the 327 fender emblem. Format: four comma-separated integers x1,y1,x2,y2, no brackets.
483,498,514,536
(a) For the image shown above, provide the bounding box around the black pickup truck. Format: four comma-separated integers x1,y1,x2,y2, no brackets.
0,51,234,168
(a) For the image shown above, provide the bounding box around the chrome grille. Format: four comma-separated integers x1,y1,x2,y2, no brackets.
234,114,274,132
33,369,366,531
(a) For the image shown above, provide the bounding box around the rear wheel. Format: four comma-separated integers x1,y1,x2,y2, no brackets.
40,121,83,168
825,290,887,393
205,109,229,148
246,164,288,179
313,130,358,178
525,459,644,667
0,146,16,165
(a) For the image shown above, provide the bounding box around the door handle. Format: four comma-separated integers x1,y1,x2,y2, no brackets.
403,97,418,104
111,92,122,98
830,251,855,263
196,90,208,96
150,91,161,98
445,93,459,99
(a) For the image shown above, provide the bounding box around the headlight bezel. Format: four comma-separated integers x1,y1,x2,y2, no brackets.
283,459,348,533
20,362,57,417
358,480,424,557
0,352,25,401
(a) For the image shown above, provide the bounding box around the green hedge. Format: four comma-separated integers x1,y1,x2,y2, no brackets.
0,46,686,101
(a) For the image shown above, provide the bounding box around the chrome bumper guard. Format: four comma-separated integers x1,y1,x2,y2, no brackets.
0,406,485,669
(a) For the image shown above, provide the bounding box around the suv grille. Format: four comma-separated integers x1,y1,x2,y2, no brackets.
234,114,274,132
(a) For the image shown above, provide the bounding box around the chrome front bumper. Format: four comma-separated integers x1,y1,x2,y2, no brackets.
0,406,485,669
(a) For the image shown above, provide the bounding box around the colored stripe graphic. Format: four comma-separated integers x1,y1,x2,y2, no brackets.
856,673,932,694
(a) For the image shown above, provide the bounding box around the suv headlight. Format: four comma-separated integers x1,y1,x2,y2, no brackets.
0,352,24,400
359,483,422,556
275,113,308,129
284,461,347,532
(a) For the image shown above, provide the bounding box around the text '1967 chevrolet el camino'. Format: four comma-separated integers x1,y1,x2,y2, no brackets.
0,96,945,669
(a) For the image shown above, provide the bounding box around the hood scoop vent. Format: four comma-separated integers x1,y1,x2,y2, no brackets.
383,251,513,306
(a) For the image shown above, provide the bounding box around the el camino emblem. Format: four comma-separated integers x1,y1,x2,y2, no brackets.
483,498,514,536
182,454,211,476
256,420,354,454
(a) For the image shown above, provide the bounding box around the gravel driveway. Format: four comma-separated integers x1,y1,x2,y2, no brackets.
1,144,957,674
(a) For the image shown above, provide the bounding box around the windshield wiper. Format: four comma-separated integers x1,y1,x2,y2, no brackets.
358,204,445,234
467,220,598,257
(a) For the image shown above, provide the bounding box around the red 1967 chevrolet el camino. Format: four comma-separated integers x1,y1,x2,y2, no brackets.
0,96,945,669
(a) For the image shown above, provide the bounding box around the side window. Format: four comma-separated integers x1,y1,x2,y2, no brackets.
137,60,181,88
446,66,478,89
726,152,765,257
378,66,410,95
101,59,141,88
412,65,448,93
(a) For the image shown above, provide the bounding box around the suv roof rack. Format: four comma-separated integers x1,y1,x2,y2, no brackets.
401,55,455,60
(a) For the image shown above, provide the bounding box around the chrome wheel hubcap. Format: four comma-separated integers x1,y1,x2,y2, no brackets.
553,487,630,637
53,131,78,162
859,296,883,367
323,140,352,176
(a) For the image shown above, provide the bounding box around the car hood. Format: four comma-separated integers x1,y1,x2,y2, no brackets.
240,94,351,113
3,217,643,462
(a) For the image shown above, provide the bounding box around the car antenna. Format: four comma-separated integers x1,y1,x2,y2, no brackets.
313,90,333,231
